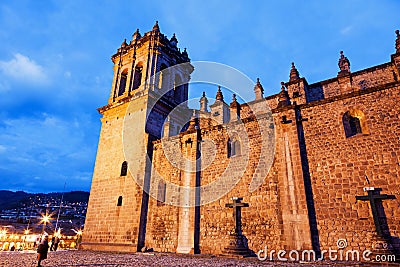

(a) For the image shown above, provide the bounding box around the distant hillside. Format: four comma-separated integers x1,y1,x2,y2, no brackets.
45,191,90,203
0,190,29,211
0,190,89,211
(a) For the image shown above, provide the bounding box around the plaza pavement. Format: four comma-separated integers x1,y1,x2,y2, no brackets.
0,249,397,266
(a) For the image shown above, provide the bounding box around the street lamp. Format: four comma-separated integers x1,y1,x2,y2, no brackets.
54,228,61,237
72,228,83,248
40,213,52,234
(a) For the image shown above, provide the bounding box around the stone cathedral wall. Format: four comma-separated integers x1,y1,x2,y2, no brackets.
299,83,400,253
145,58,400,256
147,112,316,254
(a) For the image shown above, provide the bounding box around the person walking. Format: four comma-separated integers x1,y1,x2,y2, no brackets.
49,236,55,251
37,235,49,267
53,236,60,251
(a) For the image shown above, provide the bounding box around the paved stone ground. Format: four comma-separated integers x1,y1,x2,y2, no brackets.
0,250,397,267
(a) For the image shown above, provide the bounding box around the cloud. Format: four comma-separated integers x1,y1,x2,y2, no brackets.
0,113,99,192
0,53,49,85
340,26,353,35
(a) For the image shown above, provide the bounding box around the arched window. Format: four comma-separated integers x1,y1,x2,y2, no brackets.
227,136,242,158
232,140,241,156
342,109,368,138
120,161,128,176
133,64,143,90
117,196,123,206
117,69,128,97
227,137,241,158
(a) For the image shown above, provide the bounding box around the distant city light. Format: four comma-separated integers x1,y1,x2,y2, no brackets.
0,229,7,237
39,211,54,225
41,214,50,223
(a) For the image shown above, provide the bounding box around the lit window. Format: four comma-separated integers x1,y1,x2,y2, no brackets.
342,110,368,138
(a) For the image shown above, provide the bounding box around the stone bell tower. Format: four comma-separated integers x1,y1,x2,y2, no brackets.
82,21,193,252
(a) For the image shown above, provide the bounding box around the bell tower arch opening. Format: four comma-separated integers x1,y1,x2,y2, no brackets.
117,69,128,97
133,63,143,91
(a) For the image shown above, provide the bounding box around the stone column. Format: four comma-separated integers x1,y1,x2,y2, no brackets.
176,136,196,253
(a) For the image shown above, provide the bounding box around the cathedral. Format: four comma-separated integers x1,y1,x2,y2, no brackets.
82,22,400,259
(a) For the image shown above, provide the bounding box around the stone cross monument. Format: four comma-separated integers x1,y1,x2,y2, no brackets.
222,197,254,257
356,187,398,257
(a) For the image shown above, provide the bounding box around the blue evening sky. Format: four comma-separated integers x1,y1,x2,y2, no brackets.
0,1,399,193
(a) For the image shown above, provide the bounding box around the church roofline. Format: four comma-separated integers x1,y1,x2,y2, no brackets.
307,61,394,88
271,80,398,114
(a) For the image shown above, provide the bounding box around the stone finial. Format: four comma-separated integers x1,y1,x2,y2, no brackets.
277,82,290,108
396,29,400,54
254,78,264,100
121,38,128,48
182,48,188,58
230,94,238,107
199,91,209,112
152,21,160,32
230,94,240,121
338,51,350,73
170,33,178,46
289,62,300,82
187,110,197,131
280,81,286,91
216,86,224,101
132,29,141,41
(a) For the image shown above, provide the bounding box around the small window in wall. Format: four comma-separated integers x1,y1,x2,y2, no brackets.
227,139,232,158
120,161,128,176
227,138,241,158
157,180,166,206
342,109,368,138
117,196,123,206
232,140,241,156
118,69,128,97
